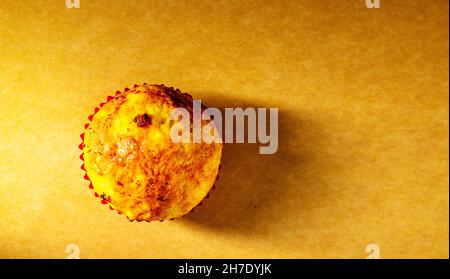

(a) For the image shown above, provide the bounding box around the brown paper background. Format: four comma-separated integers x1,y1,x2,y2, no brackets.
0,0,448,259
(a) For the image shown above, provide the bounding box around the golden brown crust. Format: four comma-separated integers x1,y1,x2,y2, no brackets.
82,84,222,221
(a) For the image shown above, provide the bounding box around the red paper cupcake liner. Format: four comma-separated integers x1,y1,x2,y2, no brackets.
79,84,221,222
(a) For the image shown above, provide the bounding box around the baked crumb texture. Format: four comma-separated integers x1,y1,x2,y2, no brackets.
79,84,222,222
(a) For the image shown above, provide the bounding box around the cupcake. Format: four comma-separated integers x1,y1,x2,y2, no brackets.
80,84,222,222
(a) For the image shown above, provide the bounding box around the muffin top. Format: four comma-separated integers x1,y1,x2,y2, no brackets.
83,84,222,222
